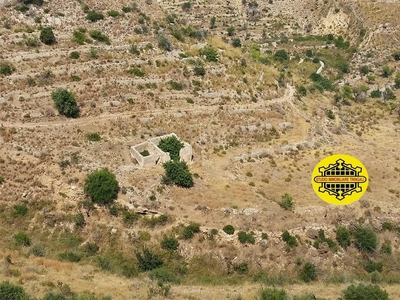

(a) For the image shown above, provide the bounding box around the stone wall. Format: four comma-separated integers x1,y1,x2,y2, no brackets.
131,133,193,168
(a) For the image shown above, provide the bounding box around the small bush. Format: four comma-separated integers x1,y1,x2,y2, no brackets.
364,260,383,273
136,248,163,271
128,67,145,77
354,226,377,253
140,150,150,156
281,230,297,248
107,10,119,17
84,169,119,205
274,49,289,61
59,252,81,262
24,36,39,47
193,66,205,76
279,193,294,211
40,27,56,45
232,38,241,48
370,90,382,98
73,212,85,228
233,262,248,274
82,242,99,256
150,267,178,283
181,222,200,239
169,80,184,91
200,45,218,62
238,231,255,244
69,51,80,59
223,225,235,235
86,10,104,22
341,283,389,300
0,64,14,76
299,262,317,282
258,288,287,300
161,235,179,251
87,133,101,141
381,240,392,255
129,44,140,55
13,203,28,217
89,30,110,44
51,89,79,118
13,232,31,246
158,35,173,51
336,226,351,249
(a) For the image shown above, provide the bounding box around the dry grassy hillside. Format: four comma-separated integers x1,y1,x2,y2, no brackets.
0,0,400,299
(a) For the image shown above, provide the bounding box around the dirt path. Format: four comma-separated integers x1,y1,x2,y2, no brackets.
1,85,294,129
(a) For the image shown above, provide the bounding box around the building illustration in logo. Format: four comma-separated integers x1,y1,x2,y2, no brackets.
312,154,368,205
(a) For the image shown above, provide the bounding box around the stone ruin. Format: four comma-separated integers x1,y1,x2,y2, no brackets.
130,133,193,168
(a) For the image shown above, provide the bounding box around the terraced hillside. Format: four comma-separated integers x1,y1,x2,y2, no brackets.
0,0,400,299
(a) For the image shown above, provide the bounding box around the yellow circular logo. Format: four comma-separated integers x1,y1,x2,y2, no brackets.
312,154,368,205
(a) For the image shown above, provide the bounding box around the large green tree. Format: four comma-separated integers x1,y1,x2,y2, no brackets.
51,89,79,118
163,161,193,188
84,169,119,205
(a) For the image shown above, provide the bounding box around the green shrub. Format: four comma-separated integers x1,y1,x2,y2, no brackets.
29,244,45,257
200,45,218,62
341,283,389,300
0,281,29,300
86,132,101,141
274,49,289,61
13,203,28,217
24,36,38,47
232,38,241,48
107,10,119,17
129,44,140,55
370,89,382,98
381,240,392,255
158,135,184,161
359,65,370,75
258,288,287,300
135,248,163,271
51,89,79,118
86,10,104,22
297,85,307,97
69,51,80,59
150,267,178,283
161,235,179,250
223,225,235,235
82,242,99,256
89,30,110,44
181,222,200,239
144,214,169,228
42,292,66,300
168,80,184,91
336,226,351,249
238,231,255,244
299,262,317,282
279,193,294,211
354,226,377,253
310,73,333,91
281,230,297,248
72,29,89,45
233,262,248,274
40,27,56,45
140,150,150,156
364,260,383,273
128,67,145,77
59,251,81,262
313,229,336,250
163,160,193,188
73,212,85,228
181,1,191,10
193,66,205,76
13,232,30,246
84,169,119,205
0,64,14,76
18,0,43,5
158,35,173,51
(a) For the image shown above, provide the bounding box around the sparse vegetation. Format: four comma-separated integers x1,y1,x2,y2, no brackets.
89,30,110,44
281,230,297,248
299,262,317,282
86,10,104,22
279,193,294,211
